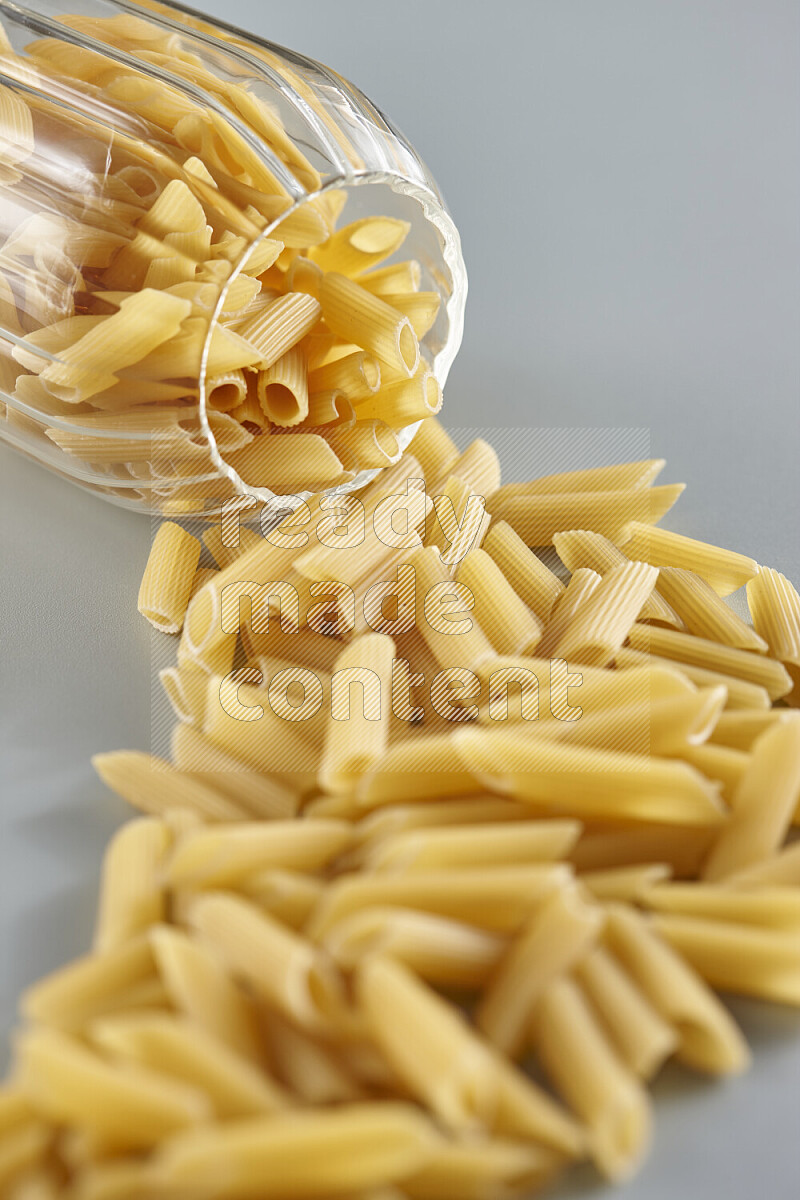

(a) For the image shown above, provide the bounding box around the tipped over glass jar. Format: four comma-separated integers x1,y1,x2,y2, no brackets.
0,0,466,514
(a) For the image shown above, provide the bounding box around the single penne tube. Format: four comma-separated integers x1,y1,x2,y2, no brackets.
579,864,672,903
702,720,800,881
362,819,581,873
625,623,792,699
709,708,794,750
164,819,352,888
356,370,442,427
256,346,309,427
405,546,495,674
239,869,325,929
642,882,800,929
306,864,573,939
619,521,759,596
553,528,682,627
93,818,171,953
746,566,800,663
15,1027,209,1150
535,568,602,658
319,634,396,793
187,892,347,1033
482,520,565,620
360,259,422,296
323,907,505,989
402,1137,563,1200
533,977,652,1182
507,459,665,496
552,561,659,668
615,646,772,710
489,1052,585,1157
357,733,481,808
89,1013,287,1119
202,527,263,574
320,273,419,378
149,926,263,1062
651,913,800,1006
170,724,301,819
454,548,543,656
575,946,678,1080
201,675,318,785
352,797,533,847
154,1103,439,1198
380,291,441,338
310,217,411,276
454,730,726,827
21,936,156,1032
487,485,685,547
354,954,496,1133
235,293,321,368
308,351,381,399
678,741,750,800
603,904,750,1074
476,885,603,1056
207,369,248,412
408,417,459,485
656,567,767,651
92,751,252,822
225,432,346,493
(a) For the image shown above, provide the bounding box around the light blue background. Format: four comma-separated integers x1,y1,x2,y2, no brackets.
1,3,798,1196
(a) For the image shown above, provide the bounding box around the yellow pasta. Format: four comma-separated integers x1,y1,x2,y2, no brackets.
320,273,419,378
239,869,324,929
503,460,665,497
454,547,543,656
308,351,381,400
626,623,792,699
154,1103,439,1198
21,936,157,1033
360,259,422,296
137,521,201,633
170,724,301,819
579,864,672,904
89,1013,287,1118
575,946,678,1080
476,885,602,1056
533,976,652,1182
656,566,767,651
326,420,400,469
553,528,682,626
381,291,441,339
235,292,321,368
202,525,263,571
702,720,800,881
551,560,659,667
651,914,800,1006
482,520,565,620
207,368,248,412
643,882,800,929
746,566,800,664
603,904,750,1074
225,433,347,493
403,1138,562,1200
620,521,759,596
93,818,170,954
405,546,494,675
709,708,792,750
91,751,252,822
488,484,685,547
310,217,411,276
319,634,396,793
164,819,351,888
362,818,581,873
408,417,459,484
615,645,772,710
356,370,442,427
257,346,309,426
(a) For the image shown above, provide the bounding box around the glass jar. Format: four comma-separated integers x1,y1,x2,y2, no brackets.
0,0,466,513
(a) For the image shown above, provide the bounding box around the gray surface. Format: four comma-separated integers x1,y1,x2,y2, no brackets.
1,1,799,1195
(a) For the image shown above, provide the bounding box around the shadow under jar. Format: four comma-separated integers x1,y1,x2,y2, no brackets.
0,0,466,514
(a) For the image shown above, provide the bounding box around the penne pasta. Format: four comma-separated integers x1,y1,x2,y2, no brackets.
164,819,351,888
553,528,682,626
702,720,800,881
455,548,543,656
533,976,652,1181
138,521,201,633
625,623,792,700
92,751,252,822
551,561,659,667
320,273,419,379
746,566,800,664
310,218,411,277
488,485,685,548
362,819,581,873
476,885,603,1056
93,818,171,953
643,882,800,929
408,418,459,485
620,522,759,596
257,346,309,427
320,634,396,793
656,567,767,651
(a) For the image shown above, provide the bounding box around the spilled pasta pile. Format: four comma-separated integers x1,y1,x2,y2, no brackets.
0,9,444,510
2,417,800,1199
